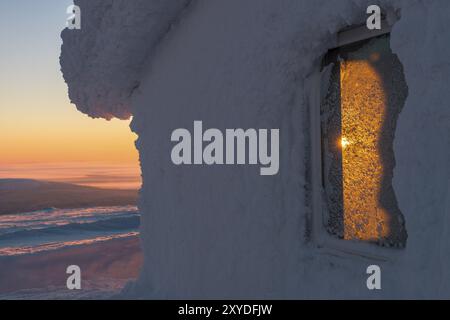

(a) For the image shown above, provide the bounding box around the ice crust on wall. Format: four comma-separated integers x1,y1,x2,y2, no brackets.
61,0,450,298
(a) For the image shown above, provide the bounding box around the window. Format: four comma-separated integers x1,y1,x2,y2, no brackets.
308,23,407,259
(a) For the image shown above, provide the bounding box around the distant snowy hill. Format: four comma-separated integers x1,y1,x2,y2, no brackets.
0,179,138,215
0,179,43,191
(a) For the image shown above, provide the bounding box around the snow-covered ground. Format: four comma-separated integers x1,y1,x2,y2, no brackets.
0,205,139,255
0,206,142,299
0,279,126,300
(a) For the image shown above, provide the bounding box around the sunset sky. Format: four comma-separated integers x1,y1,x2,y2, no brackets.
0,1,140,188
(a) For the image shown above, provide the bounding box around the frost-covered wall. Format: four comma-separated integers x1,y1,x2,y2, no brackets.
61,0,450,298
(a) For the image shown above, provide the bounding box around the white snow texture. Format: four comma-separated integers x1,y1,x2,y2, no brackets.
60,0,450,298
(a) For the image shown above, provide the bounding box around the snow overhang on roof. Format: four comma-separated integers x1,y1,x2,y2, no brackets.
60,0,190,120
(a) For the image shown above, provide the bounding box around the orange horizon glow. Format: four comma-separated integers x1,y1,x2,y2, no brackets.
0,112,141,189
0,113,139,165
0,161,142,190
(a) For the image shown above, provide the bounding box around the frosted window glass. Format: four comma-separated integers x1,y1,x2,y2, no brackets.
321,35,407,247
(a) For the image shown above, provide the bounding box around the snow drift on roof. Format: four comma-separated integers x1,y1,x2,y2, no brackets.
60,0,190,119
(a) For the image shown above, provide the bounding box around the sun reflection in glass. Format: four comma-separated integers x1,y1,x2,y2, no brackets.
340,137,350,149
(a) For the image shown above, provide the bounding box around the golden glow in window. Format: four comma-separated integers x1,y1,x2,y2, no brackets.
340,59,389,241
